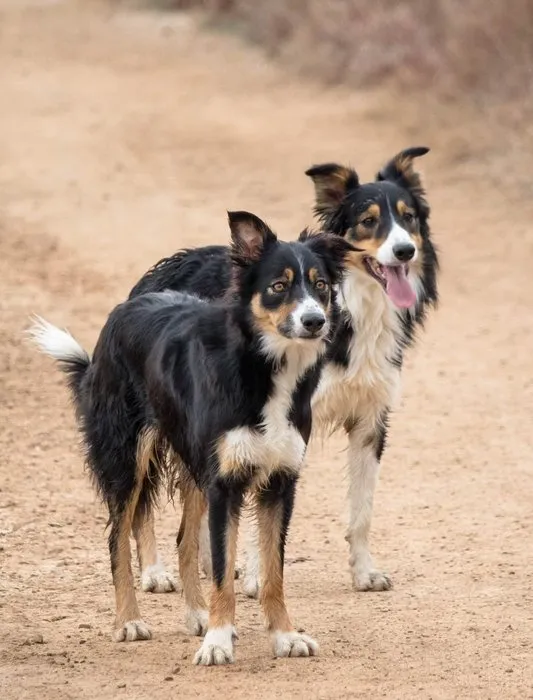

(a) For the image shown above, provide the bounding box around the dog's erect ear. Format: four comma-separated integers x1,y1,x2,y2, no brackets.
299,229,361,284
377,146,430,215
228,211,278,265
305,163,359,219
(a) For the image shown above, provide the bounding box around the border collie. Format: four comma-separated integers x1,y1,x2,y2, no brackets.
124,147,439,596
30,212,355,665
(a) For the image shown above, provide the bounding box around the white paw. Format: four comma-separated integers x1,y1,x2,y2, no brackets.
272,630,318,658
352,568,392,592
185,607,209,636
114,619,152,642
141,563,179,593
193,625,234,666
242,572,260,599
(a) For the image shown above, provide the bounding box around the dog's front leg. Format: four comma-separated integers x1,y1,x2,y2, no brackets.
256,472,318,659
194,479,242,666
345,415,392,591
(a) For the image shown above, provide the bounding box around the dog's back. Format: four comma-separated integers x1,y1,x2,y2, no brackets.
128,245,230,299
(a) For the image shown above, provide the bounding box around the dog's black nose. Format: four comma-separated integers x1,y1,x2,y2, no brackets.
392,243,416,262
301,313,326,333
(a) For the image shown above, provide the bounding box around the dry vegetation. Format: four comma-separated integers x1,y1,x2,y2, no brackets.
147,0,533,193
168,0,533,105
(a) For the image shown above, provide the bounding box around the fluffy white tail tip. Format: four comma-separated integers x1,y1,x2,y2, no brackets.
27,315,90,364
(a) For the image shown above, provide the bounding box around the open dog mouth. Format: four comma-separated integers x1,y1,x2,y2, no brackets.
363,257,417,309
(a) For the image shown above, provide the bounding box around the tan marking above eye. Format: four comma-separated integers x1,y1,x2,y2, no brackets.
397,200,416,220
284,267,295,283
267,268,295,295
357,203,380,225
308,267,319,283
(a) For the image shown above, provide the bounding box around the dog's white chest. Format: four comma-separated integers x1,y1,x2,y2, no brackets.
313,271,402,431
218,349,317,484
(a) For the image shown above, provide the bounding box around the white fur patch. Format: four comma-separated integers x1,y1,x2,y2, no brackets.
271,630,319,658
114,619,152,643
219,339,324,486
376,222,417,266
141,562,178,593
290,295,327,337
199,511,212,578
193,625,234,665
345,437,392,591
185,607,209,637
242,525,260,599
27,316,90,365
312,267,402,432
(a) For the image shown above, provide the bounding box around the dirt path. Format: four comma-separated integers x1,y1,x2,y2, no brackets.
1,2,532,698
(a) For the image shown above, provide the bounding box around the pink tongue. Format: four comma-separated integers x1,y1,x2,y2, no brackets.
383,266,417,308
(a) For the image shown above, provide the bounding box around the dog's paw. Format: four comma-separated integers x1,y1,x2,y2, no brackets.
114,619,152,642
352,568,392,592
185,607,209,637
272,630,318,658
141,563,179,593
193,626,234,666
242,572,260,599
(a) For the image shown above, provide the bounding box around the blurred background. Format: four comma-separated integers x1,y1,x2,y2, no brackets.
1,2,532,699
171,0,533,191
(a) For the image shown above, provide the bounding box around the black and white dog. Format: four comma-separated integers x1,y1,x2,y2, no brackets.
125,147,439,596
31,212,355,665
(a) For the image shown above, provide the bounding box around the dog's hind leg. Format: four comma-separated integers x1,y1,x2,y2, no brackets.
107,428,158,642
256,472,318,659
193,479,242,666
109,504,151,642
177,481,209,636
345,414,392,592
133,469,178,594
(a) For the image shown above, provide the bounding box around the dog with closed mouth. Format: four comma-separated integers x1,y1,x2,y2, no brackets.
30,211,356,665
124,147,439,596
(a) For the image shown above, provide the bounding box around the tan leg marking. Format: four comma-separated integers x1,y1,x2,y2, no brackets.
257,499,292,634
112,428,159,642
257,495,318,658
178,481,209,635
208,514,239,629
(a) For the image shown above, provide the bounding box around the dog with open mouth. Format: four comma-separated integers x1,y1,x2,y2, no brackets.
117,147,439,597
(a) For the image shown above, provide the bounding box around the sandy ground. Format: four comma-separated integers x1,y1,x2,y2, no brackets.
1,2,532,698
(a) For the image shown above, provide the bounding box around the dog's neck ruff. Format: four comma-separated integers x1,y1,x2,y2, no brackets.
311,267,422,433
258,329,327,376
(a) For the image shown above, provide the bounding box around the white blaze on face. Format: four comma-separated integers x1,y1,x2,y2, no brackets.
374,207,419,309
376,222,418,266
291,294,327,337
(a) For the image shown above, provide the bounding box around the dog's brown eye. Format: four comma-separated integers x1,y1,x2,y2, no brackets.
271,281,286,294
361,217,377,228
403,212,415,224
315,279,327,291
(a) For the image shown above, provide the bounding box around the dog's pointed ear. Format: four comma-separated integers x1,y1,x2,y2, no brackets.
377,146,430,214
299,229,360,284
228,211,277,265
305,163,359,219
